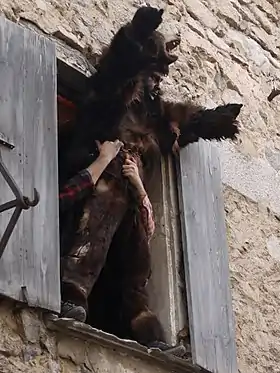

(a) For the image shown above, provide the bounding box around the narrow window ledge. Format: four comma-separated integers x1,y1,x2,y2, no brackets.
44,313,206,373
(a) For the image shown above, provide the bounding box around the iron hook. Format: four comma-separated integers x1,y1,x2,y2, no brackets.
23,188,40,208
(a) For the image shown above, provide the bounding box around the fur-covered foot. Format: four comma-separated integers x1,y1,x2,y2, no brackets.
178,103,242,147
131,310,166,346
147,342,189,358
147,341,171,350
132,6,164,41
60,301,87,322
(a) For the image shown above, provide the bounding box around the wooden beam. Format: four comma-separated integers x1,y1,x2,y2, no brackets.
57,58,90,103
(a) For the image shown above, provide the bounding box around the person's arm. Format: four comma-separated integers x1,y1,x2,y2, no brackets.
138,193,155,243
59,168,94,213
122,157,155,242
60,140,123,213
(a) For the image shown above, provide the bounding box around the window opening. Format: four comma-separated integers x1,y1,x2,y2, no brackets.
56,60,189,351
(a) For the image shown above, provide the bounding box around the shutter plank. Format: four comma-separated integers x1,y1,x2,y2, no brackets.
0,18,25,300
22,28,60,312
0,17,60,312
177,140,237,373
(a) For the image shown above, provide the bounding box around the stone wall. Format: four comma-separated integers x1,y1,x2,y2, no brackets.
224,186,280,373
0,0,280,373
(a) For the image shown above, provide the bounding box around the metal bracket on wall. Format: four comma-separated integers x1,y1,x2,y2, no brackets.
0,154,40,258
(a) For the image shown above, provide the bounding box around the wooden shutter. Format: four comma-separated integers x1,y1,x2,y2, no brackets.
177,140,237,373
0,17,60,312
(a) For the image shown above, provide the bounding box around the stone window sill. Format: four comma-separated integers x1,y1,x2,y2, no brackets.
44,314,206,373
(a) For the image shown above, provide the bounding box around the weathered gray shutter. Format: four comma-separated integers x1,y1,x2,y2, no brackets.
177,140,237,373
0,17,60,312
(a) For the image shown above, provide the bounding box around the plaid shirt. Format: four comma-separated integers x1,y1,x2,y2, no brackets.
59,170,94,213
59,170,155,242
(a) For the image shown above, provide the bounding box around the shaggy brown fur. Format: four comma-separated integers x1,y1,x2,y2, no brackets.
59,6,242,348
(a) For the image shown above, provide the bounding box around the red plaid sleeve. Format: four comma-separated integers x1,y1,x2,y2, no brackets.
59,169,95,213
139,195,155,243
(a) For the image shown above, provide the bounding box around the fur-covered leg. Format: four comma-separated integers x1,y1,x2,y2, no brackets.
118,274,168,348
130,306,167,349
162,101,242,148
61,174,129,314
89,6,164,96
110,209,168,348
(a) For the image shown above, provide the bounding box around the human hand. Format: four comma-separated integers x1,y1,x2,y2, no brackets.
87,139,123,184
96,140,124,163
122,156,146,198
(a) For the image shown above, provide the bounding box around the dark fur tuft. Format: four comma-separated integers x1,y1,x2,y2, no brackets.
178,103,242,147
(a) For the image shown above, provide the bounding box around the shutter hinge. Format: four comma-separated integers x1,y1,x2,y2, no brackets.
21,286,31,306
0,154,40,258
0,131,14,149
